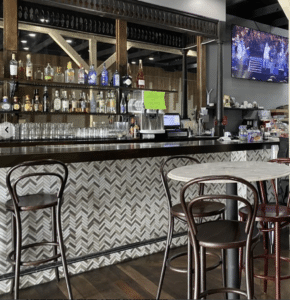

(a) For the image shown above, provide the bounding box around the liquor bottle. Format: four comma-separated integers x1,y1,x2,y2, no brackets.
105,92,110,113
101,63,109,86
44,63,54,81
43,86,50,112
90,92,96,113
65,61,75,83
122,63,132,87
136,59,145,88
34,67,43,81
120,93,126,114
80,92,87,112
54,67,65,83
53,90,61,112
0,96,12,112
71,91,78,113
61,90,69,112
26,54,33,80
33,89,43,112
129,117,135,137
113,70,120,87
88,64,97,85
109,90,116,114
18,60,25,80
24,95,33,112
134,120,140,139
99,91,105,113
85,93,90,113
13,97,21,111
78,65,85,84
10,53,18,80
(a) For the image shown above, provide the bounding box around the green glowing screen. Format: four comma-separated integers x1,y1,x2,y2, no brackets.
143,91,166,110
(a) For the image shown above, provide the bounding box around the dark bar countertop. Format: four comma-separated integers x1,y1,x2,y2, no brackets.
0,139,279,168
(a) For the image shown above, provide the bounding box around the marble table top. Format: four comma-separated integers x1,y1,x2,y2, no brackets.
168,161,290,183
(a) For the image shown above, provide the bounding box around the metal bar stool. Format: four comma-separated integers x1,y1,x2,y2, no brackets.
181,175,259,299
239,158,290,300
5,159,73,299
156,156,226,299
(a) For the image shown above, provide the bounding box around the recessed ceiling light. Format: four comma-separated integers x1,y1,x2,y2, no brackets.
21,40,27,44
28,33,36,37
23,47,29,51
40,18,45,23
66,39,73,44
149,56,154,61
131,60,137,64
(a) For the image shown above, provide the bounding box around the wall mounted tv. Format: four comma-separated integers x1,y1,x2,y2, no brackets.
231,25,288,83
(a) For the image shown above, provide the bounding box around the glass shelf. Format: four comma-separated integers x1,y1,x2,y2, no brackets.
0,111,132,116
1,79,178,93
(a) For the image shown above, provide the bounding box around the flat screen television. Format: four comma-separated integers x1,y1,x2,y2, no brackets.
231,25,288,83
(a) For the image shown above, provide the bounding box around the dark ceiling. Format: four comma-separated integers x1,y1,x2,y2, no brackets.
227,0,288,30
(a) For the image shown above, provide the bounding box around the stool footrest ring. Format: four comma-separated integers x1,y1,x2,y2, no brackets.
8,241,61,267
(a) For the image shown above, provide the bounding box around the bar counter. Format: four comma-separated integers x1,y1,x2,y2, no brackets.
0,138,279,293
0,138,279,167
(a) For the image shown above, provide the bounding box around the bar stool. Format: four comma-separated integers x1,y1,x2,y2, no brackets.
181,175,259,299
5,159,72,299
239,158,290,300
156,156,226,299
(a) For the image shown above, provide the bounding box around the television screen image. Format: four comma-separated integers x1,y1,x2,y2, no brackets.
231,25,288,83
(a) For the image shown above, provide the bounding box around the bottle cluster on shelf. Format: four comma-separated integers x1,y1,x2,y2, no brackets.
9,54,145,89
0,88,122,114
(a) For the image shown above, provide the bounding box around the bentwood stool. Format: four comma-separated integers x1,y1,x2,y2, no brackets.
239,158,290,300
5,159,72,299
156,156,226,299
181,175,259,299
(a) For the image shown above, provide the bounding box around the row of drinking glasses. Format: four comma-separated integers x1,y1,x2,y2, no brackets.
15,123,75,140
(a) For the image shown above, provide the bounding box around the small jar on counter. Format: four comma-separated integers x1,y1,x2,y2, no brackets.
238,125,247,142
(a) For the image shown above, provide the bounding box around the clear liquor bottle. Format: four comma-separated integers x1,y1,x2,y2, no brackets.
99,91,105,113
136,59,145,88
0,96,12,112
81,92,87,113
113,70,120,87
65,61,75,83
71,91,78,113
88,64,97,85
34,67,43,81
90,92,96,113
61,90,69,112
43,86,50,112
12,97,21,111
10,53,18,80
44,63,54,81
53,90,61,112
101,63,109,86
33,89,43,112
78,65,85,84
120,93,126,114
26,54,33,80
109,91,116,114
54,67,65,83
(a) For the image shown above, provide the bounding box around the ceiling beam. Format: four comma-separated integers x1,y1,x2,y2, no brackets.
272,17,288,27
31,37,54,53
97,46,116,58
74,41,89,52
128,49,155,59
249,3,282,19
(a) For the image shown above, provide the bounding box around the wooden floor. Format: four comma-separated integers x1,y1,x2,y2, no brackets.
1,236,290,299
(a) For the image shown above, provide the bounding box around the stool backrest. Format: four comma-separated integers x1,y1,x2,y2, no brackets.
180,175,258,246
269,158,290,207
160,156,201,209
6,159,68,209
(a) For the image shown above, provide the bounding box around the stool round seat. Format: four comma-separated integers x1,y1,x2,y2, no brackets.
172,201,225,219
240,204,290,223
5,193,58,211
196,220,260,249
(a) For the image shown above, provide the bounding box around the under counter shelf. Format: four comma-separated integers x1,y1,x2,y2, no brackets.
1,78,178,93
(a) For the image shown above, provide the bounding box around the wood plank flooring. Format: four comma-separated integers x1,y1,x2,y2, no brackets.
1,236,290,299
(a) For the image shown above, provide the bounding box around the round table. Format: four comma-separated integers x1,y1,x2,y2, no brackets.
168,161,290,299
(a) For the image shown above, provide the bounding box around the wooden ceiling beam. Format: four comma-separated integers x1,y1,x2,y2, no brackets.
249,3,282,19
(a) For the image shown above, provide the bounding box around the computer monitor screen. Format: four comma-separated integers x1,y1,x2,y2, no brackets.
164,114,181,128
